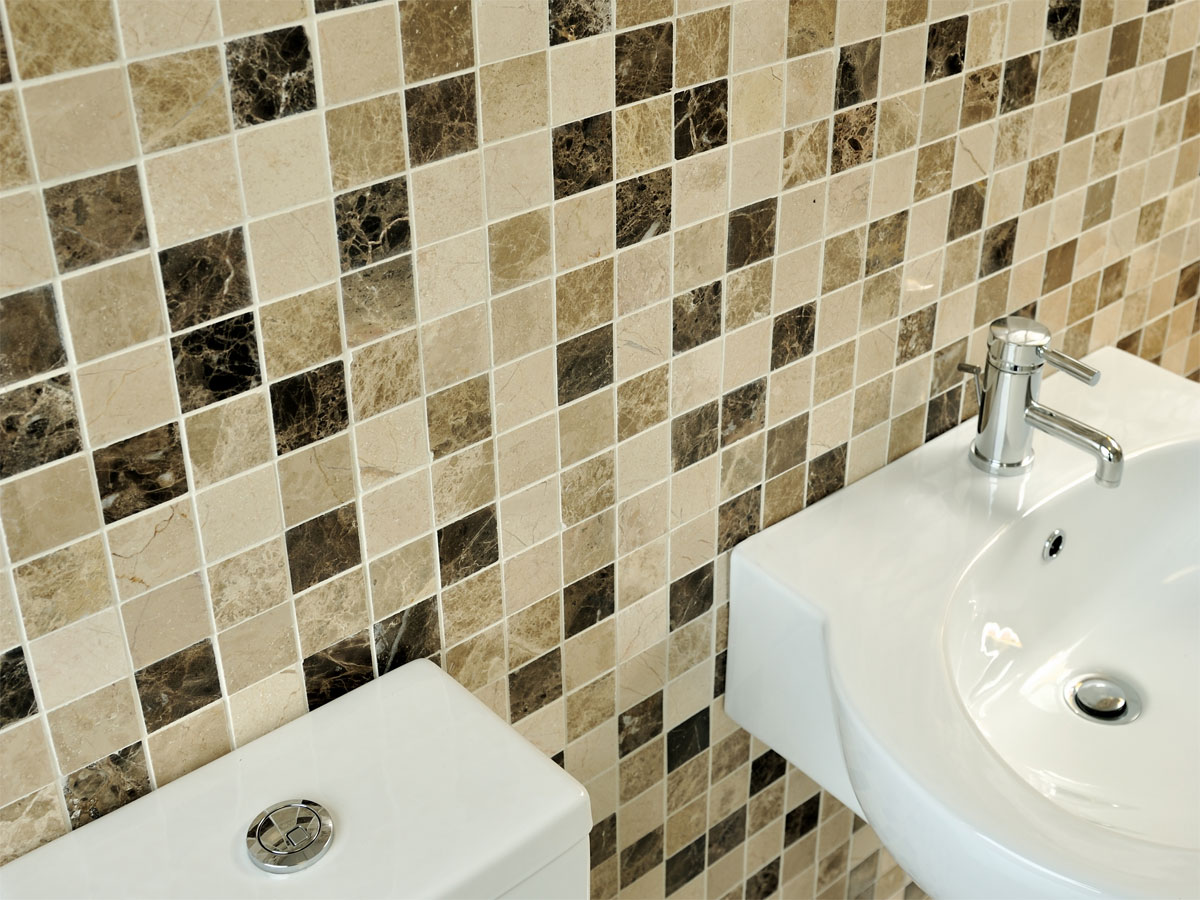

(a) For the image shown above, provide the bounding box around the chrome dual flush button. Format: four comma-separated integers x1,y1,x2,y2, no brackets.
247,800,333,873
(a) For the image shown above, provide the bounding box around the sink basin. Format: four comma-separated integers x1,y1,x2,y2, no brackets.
726,348,1200,898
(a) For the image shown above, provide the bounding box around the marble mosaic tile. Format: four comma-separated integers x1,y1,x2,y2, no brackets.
807,444,847,505
133,637,219,732
226,26,316,128
673,79,728,160
405,72,478,166
62,742,150,830
335,176,411,272
786,0,836,58
128,47,230,152
553,113,613,199
0,91,31,190
13,535,112,640
0,372,78,480
0,646,37,728
285,502,361,593
374,596,440,674
615,23,672,107
171,311,261,412
159,229,251,332
302,629,374,710
4,0,117,79
398,0,474,83
43,168,149,273
60,256,164,364
675,7,729,89
93,423,188,524
549,0,611,46
325,94,407,191
835,38,880,110
269,360,349,454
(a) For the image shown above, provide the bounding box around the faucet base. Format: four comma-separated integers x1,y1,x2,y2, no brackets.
968,443,1032,477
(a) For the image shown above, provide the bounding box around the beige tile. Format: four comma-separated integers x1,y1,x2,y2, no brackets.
77,343,177,448
555,188,615,270
5,0,118,78
350,330,422,420
60,255,164,364
442,564,504,645
476,0,547,64
120,572,209,668
184,392,273,489
0,720,54,808
676,7,730,87
118,0,219,56
617,236,671,316
491,279,554,365
614,95,673,179
550,34,615,125
47,678,140,772
295,567,368,656
479,52,548,144
236,114,331,217
446,622,506,692
325,93,407,191
731,65,783,141
147,702,230,785
674,148,729,227
260,285,342,379
220,0,305,34
361,470,432,557
489,209,554,294
196,466,282,562
499,476,561,556
732,0,786,71
107,500,200,600
484,134,554,220
0,91,32,191
673,216,725,292
145,139,243,246
412,152,485,245
786,51,835,127
0,580,20,651
493,348,556,433
248,202,339,302
208,538,290,629
422,304,491,392
28,607,130,709
0,784,70,867
418,229,492,318
0,192,56,295
13,536,113,641
431,440,497,525
354,400,428,489
318,4,401,105
278,434,356,527
127,47,229,153
0,456,101,563
218,602,297,693
369,534,436,619
399,0,475,81
732,132,783,207
229,666,307,745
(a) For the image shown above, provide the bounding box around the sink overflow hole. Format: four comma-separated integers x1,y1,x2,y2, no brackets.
1042,529,1065,561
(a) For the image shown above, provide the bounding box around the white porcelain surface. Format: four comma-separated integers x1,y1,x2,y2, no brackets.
0,660,591,899
726,348,1200,898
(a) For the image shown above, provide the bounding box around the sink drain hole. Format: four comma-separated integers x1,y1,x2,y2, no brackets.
1042,529,1065,561
1065,675,1141,725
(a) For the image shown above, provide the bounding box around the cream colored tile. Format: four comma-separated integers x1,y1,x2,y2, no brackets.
145,139,243,246
484,134,553,221
412,152,485,245
118,0,219,56
417,229,491,319
422,303,491,391
731,132,783,208
478,0,548,64
550,35,615,125
28,608,130,709
554,188,615,270
318,4,401,105
362,470,432,557
431,440,496,525
731,65,783,140
220,0,305,33
77,343,177,447
229,666,307,745
236,114,331,217
13,536,113,641
617,236,671,316
354,400,429,489
208,538,290,629
479,52,548,143
147,702,230,785
0,456,100,563
731,0,786,71
278,435,356,527
785,51,835,127
120,572,208,668
196,466,282,562
23,69,136,180
0,192,56,295
673,148,729,227
47,678,140,772
494,348,556,432
218,602,297,693
295,567,368,656
0,720,54,808
248,202,339,302
107,500,200,600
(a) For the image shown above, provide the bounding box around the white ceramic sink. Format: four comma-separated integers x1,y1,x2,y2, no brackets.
726,348,1200,898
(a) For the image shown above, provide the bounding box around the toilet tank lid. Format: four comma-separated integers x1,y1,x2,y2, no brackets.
0,660,591,899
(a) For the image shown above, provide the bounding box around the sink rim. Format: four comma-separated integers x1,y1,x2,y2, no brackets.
731,348,1200,896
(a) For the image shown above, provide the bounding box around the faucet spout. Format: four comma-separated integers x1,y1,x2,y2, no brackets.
1025,402,1124,488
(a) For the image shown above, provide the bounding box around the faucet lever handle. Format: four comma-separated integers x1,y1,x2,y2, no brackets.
956,362,983,407
1040,348,1100,386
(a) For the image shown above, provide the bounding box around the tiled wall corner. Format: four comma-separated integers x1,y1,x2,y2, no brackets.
1,0,1198,896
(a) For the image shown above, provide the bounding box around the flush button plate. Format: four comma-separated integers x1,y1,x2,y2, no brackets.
247,800,333,873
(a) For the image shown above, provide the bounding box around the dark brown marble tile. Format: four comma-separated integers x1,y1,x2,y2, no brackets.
0,374,81,478
931,338,967,394
564,563,614,639
674,79,727,160
925,15,967,82
44,167,149,273
405,72,478,166
617,365,668,441
225,26,315,128
747,858,781,900
315,0,386,11
720,378,765,447
947,180,986,241
270,360,349,454
673,281,722,354
286,503,361,592
1064,83,1101,142
615,22,672,106
620,826,663,888
591,813,617,868
335,176,411,273
727,199,777,272
340,255,415,346
135,640,221,732
718,486,760,553
914,138,953,201
671,400,718,471
616,167,671,248
1024,152,1058,209
557,325,613,405
668,562,711,632
0,19,9,84
0,646,37,727
750,748,786,797
159,229,251,332
806,443,846,505
1097,258,1129,309
831,102,876,173
1161,51,1191,105
770,303,816,369
1000,52,1040,114
865,210,908,276
550,0,611,45
437,504,498,586
171,311,261,413
93,423,188,523
303,629,374,710
1136,197,1166,245
1046,0,1081,41
1081,175,1116,231
836,38,880,109
0,286,66,388
667,705,708,771
509,647,563,721
765,412,808,478
1041,239,1077,294
961,64,1000,127
666,835,705,895
896,305,936,365
979,218,1017,277
786,0,836,57
63,743,150,829
618,690,662,758
398,0,474,83
1106,18,1142,75
1173,261,1196,305
427,373,493,457
553,113,613,199
785,791,820,845
925,385,962,442
374,596,440,674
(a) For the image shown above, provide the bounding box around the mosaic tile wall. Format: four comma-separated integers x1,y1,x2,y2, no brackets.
1,0,1197,895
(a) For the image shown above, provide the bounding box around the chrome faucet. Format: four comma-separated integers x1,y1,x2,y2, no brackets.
957,316,1123,488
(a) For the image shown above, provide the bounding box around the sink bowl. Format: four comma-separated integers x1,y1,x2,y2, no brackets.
726,348,1200,897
